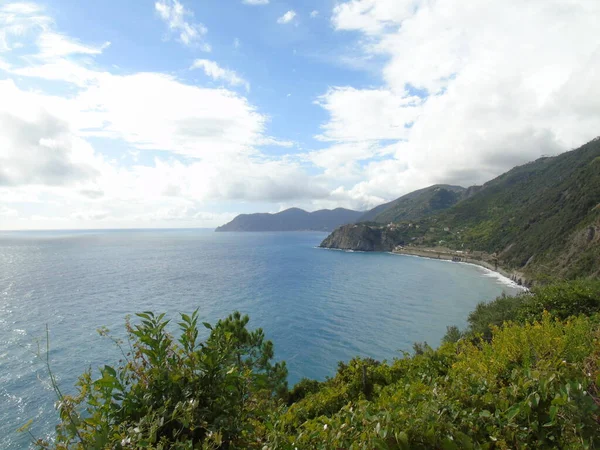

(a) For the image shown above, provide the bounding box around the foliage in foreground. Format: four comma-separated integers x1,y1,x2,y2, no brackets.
33,311,287,449
32,280,600,449
267,314,599,449
456,278,600,341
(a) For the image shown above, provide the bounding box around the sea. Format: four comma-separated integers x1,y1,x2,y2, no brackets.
0,229,523,449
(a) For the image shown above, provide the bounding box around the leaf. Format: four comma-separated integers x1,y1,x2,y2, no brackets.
396,431,409,450
103,365,117,377
442,437,459,450
203,322,213,330
17,419,34,433
454,432,474,450
505,405,520,421
549,405,558,421
373,437,390,450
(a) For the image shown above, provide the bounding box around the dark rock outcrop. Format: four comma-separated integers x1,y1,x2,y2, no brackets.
319,224,401,251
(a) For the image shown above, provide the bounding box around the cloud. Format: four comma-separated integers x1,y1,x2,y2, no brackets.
36,31,110,59
0,205,19,218
76,72,266,159
71,210,110,221
155,0,210,50
0,2,108,58
316,0,600,204
191,59,250,91
0,80,99,187
315,87,421,142
277,10,296,24
332,0,419,35
0,2,329,230
0,2,48,52
3,0,599,229
310,10,319,18
242,0,269,4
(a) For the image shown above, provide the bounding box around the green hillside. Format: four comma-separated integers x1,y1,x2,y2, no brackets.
323,137,600,280
358,184,466,224
435,137,600,278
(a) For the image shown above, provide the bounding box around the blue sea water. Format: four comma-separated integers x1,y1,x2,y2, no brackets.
0,229,523,449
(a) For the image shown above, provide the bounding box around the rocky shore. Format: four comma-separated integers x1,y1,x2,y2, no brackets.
319,224,532,287
391,246,531,288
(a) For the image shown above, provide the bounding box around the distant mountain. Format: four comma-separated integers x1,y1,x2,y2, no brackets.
215,208,363,232
321,137,600,280
358,184,466,224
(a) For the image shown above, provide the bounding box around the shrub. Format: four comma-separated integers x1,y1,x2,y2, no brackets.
517,279,600,322
266,314,600,449
455,279,600,341
467,292,524,340
35,311,287,449
34,280,600,449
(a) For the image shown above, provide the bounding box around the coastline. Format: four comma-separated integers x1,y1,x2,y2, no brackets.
391,247,531,290
317,245,529,290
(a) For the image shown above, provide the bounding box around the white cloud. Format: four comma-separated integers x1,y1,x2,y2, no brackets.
2,0,600,229
191,59,250,91
0,2,327,230
332,0,419,35
155,0,210,50
0,79,100,187
315,87,421,142
277,10,296,24
36,31,110,59
242,0,269,4
317,0,600,204
0,2,109,58
310,10,319,18
0,2,48,52
0,205,19,218
76,72,265,159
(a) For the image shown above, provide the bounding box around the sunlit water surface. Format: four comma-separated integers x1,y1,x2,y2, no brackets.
0,229,522,448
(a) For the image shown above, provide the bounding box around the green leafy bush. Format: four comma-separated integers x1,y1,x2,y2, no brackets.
266,314,600,449
517,279,600,322
34,280,600,449
34,311,287,449
448,279,600,341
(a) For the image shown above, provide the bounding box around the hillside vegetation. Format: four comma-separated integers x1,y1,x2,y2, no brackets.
435,137,600,278
358,185,466,224
32,280,600,449
215,208,363,232
322,137,600,280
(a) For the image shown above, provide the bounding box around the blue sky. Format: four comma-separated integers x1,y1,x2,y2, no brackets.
39,0,377,161
0,0,599,229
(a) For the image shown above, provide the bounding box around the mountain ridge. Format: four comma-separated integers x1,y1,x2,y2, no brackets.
358,184,467,223
215,207,363,232
321,137,600,280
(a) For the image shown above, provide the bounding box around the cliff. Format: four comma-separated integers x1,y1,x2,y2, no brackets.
320,224,403,251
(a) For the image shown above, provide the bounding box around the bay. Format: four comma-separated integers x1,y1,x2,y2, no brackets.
0,229,522,448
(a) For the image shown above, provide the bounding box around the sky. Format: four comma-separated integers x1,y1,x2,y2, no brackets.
0,0,599,230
